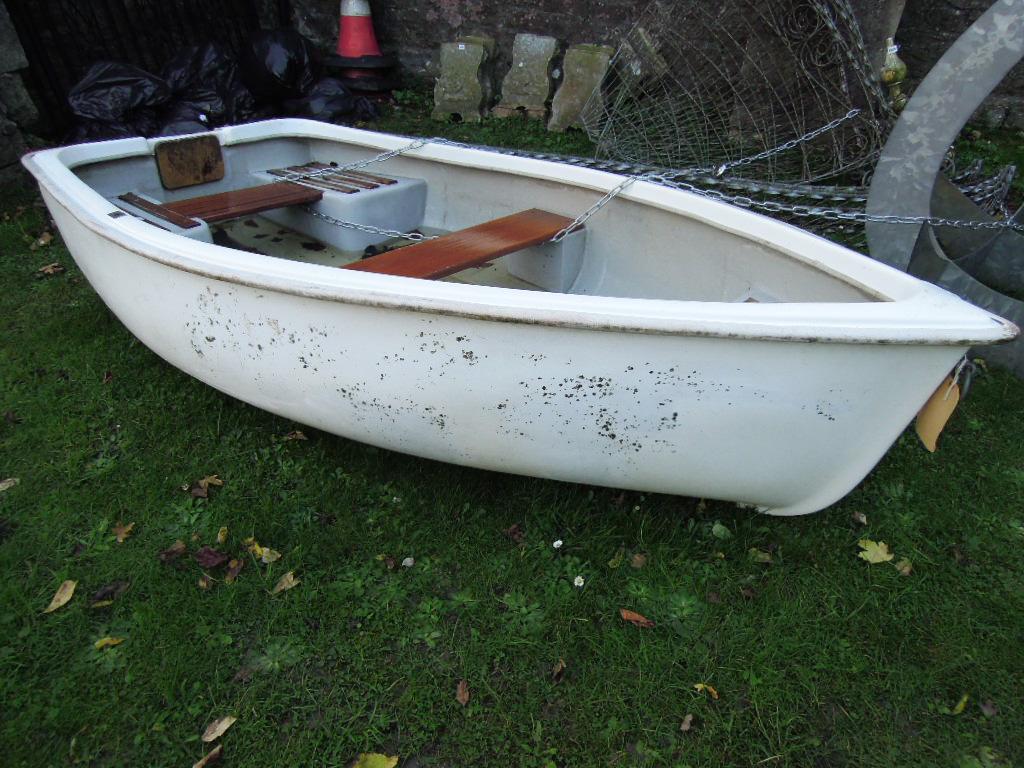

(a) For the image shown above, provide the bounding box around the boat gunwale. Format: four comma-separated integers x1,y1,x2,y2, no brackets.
22,118,1019,346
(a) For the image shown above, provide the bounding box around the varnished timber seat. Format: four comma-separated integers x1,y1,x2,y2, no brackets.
342,209,575,280
117,182,323,229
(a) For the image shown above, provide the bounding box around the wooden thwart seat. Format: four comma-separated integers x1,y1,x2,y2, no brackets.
118,182,323,229
343,208,575,280
164,182,323,223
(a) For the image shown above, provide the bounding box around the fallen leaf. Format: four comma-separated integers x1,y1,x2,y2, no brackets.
351,755,398,768
194,546,229,569
748,547,772,564
90,580,129,606
283,430,307,441
112,521,135,543
190,475,224,498
244,538,264,558
216,526,228,545
159,540,187,563
607,545,625,569
192,744,223,768
0,477,19,492
401,556,414,568
951,693,969,715
894,558,913,576
857,539,894,564
30,231,54,250
198,574,213,590
619,608,655,628
711,522,732,540
43,580,76,613
503,523,525,544
740,586,757,599
706,590,722,604
980,699,999,718
851,511,868,526
552,658,567,683
456,679,470,706
680,713,694,732
94,636,124,650
260,547,282,564
232,666,255,684
101,370,113,384
693,682,719,700
224,558,244,584
202,715,237,743
271,571,299,595
630,552,648,569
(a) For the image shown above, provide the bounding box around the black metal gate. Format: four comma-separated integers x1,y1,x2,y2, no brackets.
6,0,292,136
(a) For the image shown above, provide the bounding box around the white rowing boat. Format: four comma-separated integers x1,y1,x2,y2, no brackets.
22,119,1018,514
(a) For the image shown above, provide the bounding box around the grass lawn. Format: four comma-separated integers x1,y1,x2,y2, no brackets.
1,111,1023,768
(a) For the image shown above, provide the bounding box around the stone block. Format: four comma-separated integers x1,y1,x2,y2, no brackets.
548,43,613,132
494,34,559,120
0,3,27,74
0,73,38,130
432,36,495,123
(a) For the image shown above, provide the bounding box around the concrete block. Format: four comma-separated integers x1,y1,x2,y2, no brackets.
0,73,38,130
0,3,27,74
548,43,613,132
494,33,559,120
432,36,496,123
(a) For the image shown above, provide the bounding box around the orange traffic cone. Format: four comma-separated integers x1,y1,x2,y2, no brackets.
335,0,383,60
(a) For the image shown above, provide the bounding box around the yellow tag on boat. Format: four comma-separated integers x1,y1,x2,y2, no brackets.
915,375,960,452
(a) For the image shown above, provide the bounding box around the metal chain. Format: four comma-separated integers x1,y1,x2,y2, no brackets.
303,207,437,242
550,173,652,242
713,109,863,177
272,138,432,185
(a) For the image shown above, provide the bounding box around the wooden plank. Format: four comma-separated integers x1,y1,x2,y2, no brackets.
342,209,574,280
267,169,359,194
164,182,323,223
118,192,201,229
340,168,398,186
154,135,225,190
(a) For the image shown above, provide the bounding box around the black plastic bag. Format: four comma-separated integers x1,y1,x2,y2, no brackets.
155,101,214,137
68,62,171,123
241,29,321,103
161,42,256,124
284,77,382,123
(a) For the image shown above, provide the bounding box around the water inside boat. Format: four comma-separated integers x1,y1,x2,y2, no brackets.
74,131,880,304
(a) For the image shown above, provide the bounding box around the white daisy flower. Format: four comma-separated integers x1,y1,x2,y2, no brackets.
401,557,415,568
573,575,585,588
552,539,563,549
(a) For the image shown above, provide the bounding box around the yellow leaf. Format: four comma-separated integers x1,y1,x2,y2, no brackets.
607,546,625,569
216,526,228,545
857,539,894,564
192,744,223,768
201,715,237,743
198,574,213,590
91,600,113,609
630,552,648,569
94,636,124,650
112,521,135,543
199,475,224,489
271,571,299,595
43,580,76,613
0,477,19,492
260,547,281,564
895,558,913,576
693,682,719,700
351,754,399,768
951,693,969,715
284,430,307,441
456,678,470,706
748,547,772,564
245,539,264,558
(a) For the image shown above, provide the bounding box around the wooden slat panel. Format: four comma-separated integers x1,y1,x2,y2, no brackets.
118,192,201,229
343,209,574,280
165,182,323,223
267,169,359,194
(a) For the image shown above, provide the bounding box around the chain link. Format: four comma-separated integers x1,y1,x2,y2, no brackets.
272,138,432,185
303,207,437,242
550,173,652,242
713,109,863,177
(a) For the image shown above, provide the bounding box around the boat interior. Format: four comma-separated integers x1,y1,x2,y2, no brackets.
75,132,879,303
